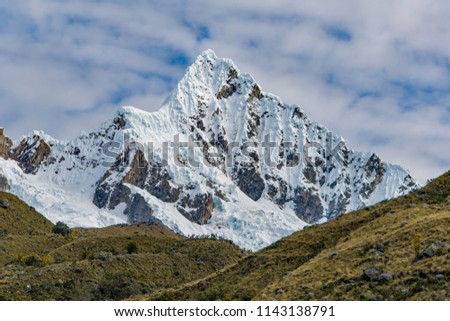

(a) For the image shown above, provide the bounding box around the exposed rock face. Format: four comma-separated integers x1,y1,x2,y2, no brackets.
293,188,324,224
217,68,239,100
360,154,386,198
303,166,316,184
327,191,351,219
145,165,180,203
248,84,263,101
122,148,149,189
93,183,113,209
10,135,51,174
93,147,210,225
0,128,12,160
217,84,237,100
233,167,265,201
108,184,132,210
177,192,214,224
0,174,9,192
124,193,154,224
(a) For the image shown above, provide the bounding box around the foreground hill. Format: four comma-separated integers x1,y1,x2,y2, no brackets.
147,171,450,301
0,192,246,300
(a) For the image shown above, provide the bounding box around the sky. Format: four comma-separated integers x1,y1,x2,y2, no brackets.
0,0,449,184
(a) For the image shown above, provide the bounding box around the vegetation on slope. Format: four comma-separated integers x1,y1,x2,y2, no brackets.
148,171,450,301
0,192,246,300
2,171,449,301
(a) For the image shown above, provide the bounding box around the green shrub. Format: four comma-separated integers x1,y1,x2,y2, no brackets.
127,241,138,254
42,254,55,265
52,221,71,236
96,272,141,300
22,253,41,266
412,232,422,256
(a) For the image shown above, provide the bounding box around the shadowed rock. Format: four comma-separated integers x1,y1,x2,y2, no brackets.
293,187,324,224
10,136,51,174
0,128,12,160
363,266,384,281
0,199,10,209
234,167,265,201
177,192,214,224
0,174,9,192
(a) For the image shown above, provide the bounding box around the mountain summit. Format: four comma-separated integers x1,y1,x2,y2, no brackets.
0,50,418,250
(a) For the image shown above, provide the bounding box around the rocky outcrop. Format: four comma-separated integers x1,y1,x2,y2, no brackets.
177,192,214,224
247,84,263,101
293,187,324,224
122,149,149,189
362,266,384,281
217,68,239,100
327,191,351,218
360,154,386,198
414,241,449,262
217,84,237,100
0,128,12,160
10,135,51,174
124,193,154,224
0,174,10,192
233,167,265,201
303,166,317,184
93,147,214,225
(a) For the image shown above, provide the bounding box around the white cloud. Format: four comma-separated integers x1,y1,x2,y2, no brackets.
0,0,449,183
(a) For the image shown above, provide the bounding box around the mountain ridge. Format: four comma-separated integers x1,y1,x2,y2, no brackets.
0,49,419,250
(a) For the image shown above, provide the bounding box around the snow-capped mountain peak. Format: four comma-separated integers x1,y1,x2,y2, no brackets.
0,50,419,250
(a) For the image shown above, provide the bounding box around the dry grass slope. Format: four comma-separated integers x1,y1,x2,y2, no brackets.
148,171,450,301
0,192,246,300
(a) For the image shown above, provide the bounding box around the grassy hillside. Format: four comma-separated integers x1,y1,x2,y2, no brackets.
0,192,53,236
0,192,246,300
2,171,449,301
147,171,450,301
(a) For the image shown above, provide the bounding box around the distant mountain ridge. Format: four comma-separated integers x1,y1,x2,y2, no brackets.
0,50,419,250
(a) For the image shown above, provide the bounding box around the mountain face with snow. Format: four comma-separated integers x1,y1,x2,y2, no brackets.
0,50,419,250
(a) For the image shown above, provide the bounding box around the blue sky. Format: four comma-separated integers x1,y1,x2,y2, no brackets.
0,0,449,183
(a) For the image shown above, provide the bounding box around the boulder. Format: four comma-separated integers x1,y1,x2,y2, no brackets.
0,199,10,209
96,251,113,261
276,288,284,295
362,266,384,281
367,294,377,301
376,241,384,250
379,273,393,282
415,241,449,261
